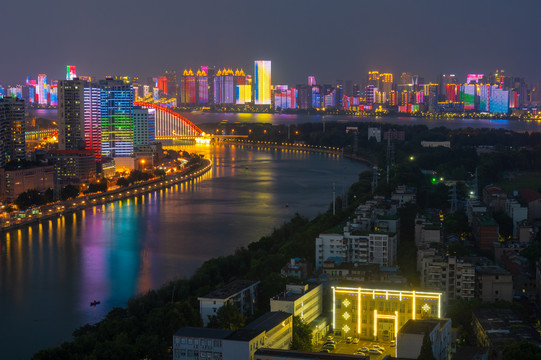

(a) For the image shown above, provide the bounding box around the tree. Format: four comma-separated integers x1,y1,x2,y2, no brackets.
60,184,80,201
207,303,246,330
291,316,313,352
417,331,436,360
502,340,541,360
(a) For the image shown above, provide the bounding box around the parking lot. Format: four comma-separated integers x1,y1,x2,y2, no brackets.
317,337,396,358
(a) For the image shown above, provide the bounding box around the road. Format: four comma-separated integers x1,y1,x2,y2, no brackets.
317,337,396,358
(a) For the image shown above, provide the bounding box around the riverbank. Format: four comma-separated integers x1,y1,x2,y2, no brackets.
215,139,373,166
0,158,212,234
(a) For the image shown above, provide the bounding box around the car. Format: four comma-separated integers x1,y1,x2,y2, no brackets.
354,351,367,357
324,340,335,345
346,337,352,343
324,343,336,350
320,349,330,353
373,345,385,351
359,347,369,352
368,349,383,355
353,338,359,344
390,340,396,347
327,336,334,341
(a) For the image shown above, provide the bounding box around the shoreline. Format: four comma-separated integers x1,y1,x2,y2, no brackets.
0,159,212,234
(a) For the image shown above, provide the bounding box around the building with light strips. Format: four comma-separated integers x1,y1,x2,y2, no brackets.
331,286,443,342
254,60,271,105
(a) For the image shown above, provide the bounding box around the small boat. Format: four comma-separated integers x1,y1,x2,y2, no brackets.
90,300,100,307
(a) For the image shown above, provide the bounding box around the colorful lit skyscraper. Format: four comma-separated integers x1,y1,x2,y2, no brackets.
214,68,235,104
308,76,316,86
66,65,77,80
236,85,251,104
196,69,208,104
157,76,168,95
37,74,47,105
460,84,476,110
254,60,271,105
133,106,155,149
100,78,134,157
466,74,484,84
489,86,509,113
180,69,196,104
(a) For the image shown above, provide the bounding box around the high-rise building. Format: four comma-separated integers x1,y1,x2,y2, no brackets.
489,86,509,113
466,74,484,84
308,76,316,86
335,81,343,107
380,73,393,102
99,78,134,157
368,71,379,87
180,69,196,104
400,72,413,85
236,84,251,104
66,65,77,80
254,60,271,105
37,74,48,105
157,76,168,95
165,70,178,98
133,106,155,149
460,84,476,110
214,68,235,104
0,97,25,167
58,79,102,162
196,69,208,104
446,84,459,102
365,85,375,106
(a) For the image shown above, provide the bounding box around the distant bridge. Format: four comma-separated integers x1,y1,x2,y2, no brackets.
134,101,203,139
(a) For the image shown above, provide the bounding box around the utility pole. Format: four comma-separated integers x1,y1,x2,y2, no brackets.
332,182,336,215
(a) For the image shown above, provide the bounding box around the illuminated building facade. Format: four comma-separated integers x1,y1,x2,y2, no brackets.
157,76,168,95
254,60,271,105
446,84,459,102
133,106,155,149
308,76,316,86
479,85,490,112
165,70,178,97
365,85,375,106
312,86,321,108
332,286,443,341
49,84,58,106
214,68,235,104
466,74,484,84
460,85,476,110
274,88,296,109
180,69,196,104
99,78,134,157
66,65,77,80
37,74,48,105
0,97,25,167
489,86,509,113
196,69,208,104
368,71,379,87
380,73,393,102
236,84,251,105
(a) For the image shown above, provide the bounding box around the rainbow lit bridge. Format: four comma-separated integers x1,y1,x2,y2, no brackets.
134,101,204,139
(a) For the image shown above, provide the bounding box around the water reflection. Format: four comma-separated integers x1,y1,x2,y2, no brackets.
0,144,367,359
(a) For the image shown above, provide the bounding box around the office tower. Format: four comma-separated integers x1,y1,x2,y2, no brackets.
274,88,296,109
58,79,102,161
206,67,216,104
296,84,312,110
335,81,343,107
214,68,234,104
490,86,509,113
308,76,316,86
352,84,360,97
37,74,47,105
365,85,375,106
66,65,77,80
254,60,271,105
133,106,155,148
196,69,208,104
165,70,178,98
157,76,168,95
368,71,380,87
0,97,25,167
400,72,413,85
49,84,58,106
440,74,457,99
100,78,134,157
380,73,393,102
460,84,476,110
446,84,459,102
236,84,251,104
479,84,490,112
180,69,196,104
345,80,353,97
312,86,321,108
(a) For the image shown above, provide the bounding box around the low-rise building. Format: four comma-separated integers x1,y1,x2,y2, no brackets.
518,189,541,221
415,214,441,247
482,185,507,213
397,318,452,360
198,279,260,326
281,258,310,279
475,265,513,303
173,312,292,360
472,213,499,253
504,198,528,238
391,185,417,207
0,165,54,202
472,308,541,360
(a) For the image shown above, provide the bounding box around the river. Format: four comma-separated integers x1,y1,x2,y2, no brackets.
0,144,367,359
29,108,541,131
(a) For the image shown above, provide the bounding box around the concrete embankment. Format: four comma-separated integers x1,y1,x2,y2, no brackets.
0,159,212,233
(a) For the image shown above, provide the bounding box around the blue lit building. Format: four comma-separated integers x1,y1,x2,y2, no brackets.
99,78,134,157
489,86,509,114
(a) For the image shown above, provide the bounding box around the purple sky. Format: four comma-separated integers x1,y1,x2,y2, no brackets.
1,0,540,86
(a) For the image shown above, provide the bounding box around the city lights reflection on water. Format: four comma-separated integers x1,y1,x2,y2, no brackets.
0,144,366,359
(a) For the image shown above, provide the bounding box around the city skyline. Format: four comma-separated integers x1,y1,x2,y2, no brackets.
1,0,541,85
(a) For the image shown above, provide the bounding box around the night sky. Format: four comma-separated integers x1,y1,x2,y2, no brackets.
1,0,540,85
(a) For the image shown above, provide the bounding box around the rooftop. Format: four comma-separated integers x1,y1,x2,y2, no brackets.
272,284,320,302
225,329,263,341
399,319,449,335
255,348,370,359
519,189,541,203
198,279,259,300
476,265,511,276
244,311,291,332
174,327,233,339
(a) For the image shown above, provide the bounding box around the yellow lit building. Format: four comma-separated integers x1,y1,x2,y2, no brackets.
332,286,443,342
254,60,271,105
